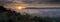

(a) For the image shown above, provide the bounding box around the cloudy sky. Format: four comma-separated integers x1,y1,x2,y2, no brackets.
1,0,59,11
0,0,59,11
0,0,60,7
0,0,60,17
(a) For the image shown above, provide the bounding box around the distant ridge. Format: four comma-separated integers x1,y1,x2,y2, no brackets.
25,7,60,9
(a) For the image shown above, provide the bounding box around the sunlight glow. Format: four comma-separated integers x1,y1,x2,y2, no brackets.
17,6,26,10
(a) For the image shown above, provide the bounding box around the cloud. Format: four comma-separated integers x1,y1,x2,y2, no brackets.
23,0,60,4
48,0,60,2
2,0,60,13
0,0,13,6
0,0,59,11
0,0,60,11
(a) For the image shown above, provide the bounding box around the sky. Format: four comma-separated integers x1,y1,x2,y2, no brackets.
1,0,60,11
0,0,60,7
1,0,60,10
0,0,60,17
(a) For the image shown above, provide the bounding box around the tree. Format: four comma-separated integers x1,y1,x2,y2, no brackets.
0,6,7,12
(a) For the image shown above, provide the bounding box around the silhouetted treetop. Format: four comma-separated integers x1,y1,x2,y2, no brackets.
0,6,7,11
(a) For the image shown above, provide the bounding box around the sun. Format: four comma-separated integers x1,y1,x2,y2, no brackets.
17,6,26,10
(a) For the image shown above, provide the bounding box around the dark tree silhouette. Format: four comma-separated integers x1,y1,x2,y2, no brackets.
0,6,7,12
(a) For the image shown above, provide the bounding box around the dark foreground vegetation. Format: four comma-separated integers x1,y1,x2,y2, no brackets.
0,6,60,22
